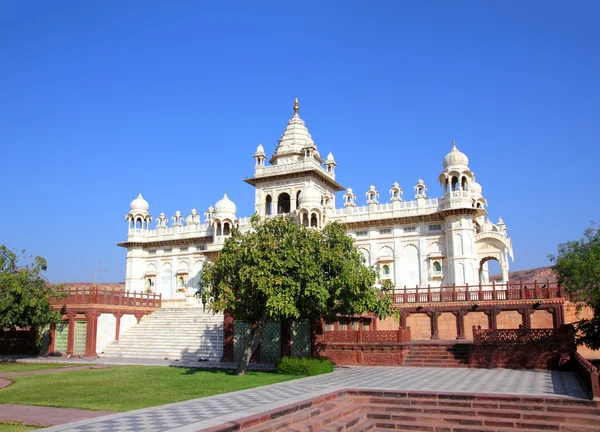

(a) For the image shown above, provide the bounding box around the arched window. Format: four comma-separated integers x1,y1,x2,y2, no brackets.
310,213,318,227
277,193,291,214
433,261,442,273
178,276,185,288
382,264,390,275
216,222,222,236
223,222,230,236
461,176,468,191
296,190,301,209
451,176,459,191
265,195,272,216
136,218,142,229
445,179,449,193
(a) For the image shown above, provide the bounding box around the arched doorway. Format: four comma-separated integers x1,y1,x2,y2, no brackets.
277,193,291,214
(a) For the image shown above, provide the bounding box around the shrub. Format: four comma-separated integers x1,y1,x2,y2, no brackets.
275,357,334,376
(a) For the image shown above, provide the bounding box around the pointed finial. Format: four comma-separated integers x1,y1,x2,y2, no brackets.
293,96,299,114
452,140,457,149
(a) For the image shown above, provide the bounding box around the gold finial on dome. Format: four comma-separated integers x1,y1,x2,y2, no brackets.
293,96,299,114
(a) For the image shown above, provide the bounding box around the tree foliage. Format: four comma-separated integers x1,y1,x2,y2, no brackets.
549,222,600,350
198,216,392,374
0,245,63,333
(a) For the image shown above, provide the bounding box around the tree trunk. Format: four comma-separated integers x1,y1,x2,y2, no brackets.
236,317,267,375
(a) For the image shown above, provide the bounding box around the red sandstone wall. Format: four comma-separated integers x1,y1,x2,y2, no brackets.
464,312,488,340
438,313,457,340
497,311,522,329
376,316,399,330
530,310,553,329
406,313,431,339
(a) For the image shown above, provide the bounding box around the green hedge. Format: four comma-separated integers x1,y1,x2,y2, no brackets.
275,357,334,376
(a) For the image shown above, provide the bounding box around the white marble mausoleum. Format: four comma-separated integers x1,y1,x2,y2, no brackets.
118,99,513,300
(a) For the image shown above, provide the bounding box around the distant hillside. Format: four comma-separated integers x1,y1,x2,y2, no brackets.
491,266,557,282
61,282,126,291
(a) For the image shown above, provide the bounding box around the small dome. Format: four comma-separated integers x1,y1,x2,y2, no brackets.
254,143,266,157
214,192,237,216
482,218,495,232
130,192,149,212
443,141,469,169
470,181,482,196
298,183,321,207
326,152,335,162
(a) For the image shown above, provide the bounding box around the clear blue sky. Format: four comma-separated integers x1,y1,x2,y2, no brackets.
1,1,598,283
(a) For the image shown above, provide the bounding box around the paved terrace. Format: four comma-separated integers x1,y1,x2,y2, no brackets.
42,366,588,432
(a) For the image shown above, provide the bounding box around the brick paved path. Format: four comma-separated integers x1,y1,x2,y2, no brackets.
41,366,589,432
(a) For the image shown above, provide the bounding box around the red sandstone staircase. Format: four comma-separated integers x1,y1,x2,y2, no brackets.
214,390,600,432
402,342,471,367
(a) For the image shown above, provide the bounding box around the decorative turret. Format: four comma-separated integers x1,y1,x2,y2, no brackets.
213,192,237,241
414,179,427,199
343,188,356,208
185,208,200,226
204,206,215,223
497,216,506,232
172,210,184,227
325,152,337,175
254,143,267,167
470,175,487,209
390,182,403,202
126,192,152,231
439,140,474,196
156,212,168,230
366,185,379,205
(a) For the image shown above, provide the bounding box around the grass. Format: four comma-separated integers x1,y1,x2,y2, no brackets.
0,423,37,432
0,366,298,412
0,363,78,373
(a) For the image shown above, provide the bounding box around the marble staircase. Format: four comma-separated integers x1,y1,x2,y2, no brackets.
101,307,224,361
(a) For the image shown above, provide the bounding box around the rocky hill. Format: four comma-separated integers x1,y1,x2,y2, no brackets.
491,266,557,282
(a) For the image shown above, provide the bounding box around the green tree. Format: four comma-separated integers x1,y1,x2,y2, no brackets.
549,222,600,350
0,245,63,338
198,216,392,375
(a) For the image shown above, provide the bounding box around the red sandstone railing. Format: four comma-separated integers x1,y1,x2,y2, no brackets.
573,352,600,402
391,280,563,304
50,287,161,308
318,328,411,344
472,326,574,345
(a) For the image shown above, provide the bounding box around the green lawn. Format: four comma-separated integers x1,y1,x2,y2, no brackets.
0,423,37,432
0,366,298,412
0,363,77,373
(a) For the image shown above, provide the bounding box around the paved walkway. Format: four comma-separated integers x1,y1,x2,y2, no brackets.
0,404,115,427
41,366,588,432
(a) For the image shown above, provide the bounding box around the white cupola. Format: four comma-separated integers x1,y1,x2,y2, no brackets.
185,208,200,226
172,210,184,227
343,188,356,208
414,179,427,198
298,181,321,209
439,141,474,195
390,182,403,202
366,185,379,205
204,206,215,223
254,143,267,167
156,212,168,229
214,192,237,220
126,192,152,231
325,152,337,175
